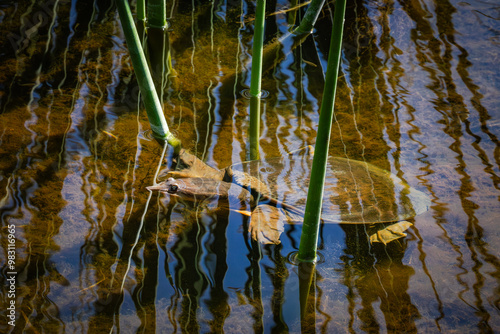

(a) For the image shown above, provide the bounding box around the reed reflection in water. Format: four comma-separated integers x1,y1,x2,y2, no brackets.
0,0,499,332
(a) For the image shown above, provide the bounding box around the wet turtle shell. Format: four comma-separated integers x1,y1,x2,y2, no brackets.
225,154,430,224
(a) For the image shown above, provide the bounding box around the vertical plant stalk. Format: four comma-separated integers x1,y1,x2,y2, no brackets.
249,0,266,161
145,0,174,101
299,261,316,325
116,0,180,148
147,0,167,29
147,27,174,101
250,0,266,97
293,0,326,35
137,0,146,21
297,0,346,262
244,0,323,85
249,96,261,161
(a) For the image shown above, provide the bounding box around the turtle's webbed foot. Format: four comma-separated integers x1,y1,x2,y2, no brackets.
249,205,286,245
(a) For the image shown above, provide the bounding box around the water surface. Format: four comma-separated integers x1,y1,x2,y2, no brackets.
1,0,499,332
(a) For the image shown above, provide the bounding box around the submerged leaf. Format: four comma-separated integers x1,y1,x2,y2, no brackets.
369,221,413,245
249,204,286,244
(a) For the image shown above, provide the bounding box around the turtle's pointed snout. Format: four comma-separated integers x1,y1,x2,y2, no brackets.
147,178,177,192
147,183,166,191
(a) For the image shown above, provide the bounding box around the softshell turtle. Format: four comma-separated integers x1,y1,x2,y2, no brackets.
148,149,431,244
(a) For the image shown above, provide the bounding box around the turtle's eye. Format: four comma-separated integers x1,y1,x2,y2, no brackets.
168,184,178,193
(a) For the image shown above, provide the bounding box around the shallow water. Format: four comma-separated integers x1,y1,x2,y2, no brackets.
1,0,499,332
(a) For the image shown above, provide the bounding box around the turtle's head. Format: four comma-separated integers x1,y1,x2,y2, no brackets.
147,178,194,197
147,177,224,202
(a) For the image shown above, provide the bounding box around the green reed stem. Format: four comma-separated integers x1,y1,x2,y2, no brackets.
137,0,146,21
249,96,261,160
293,0,326,35
297,0,346,263
248,0,323,81
249,0,266,160
250,0,266,97
298,261,316,323
116,0,180,148
147,0,167,28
